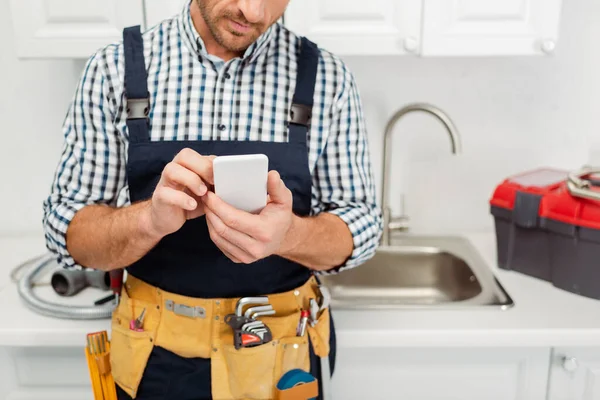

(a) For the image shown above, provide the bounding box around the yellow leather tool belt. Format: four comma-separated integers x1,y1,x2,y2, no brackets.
109,274,331,399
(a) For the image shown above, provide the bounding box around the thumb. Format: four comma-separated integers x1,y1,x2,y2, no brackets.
267,170,291,206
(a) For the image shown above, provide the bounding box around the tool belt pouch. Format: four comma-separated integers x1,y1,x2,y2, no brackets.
274,379,319,400
220,312,312,400
109,285,159,399
307,307,331,358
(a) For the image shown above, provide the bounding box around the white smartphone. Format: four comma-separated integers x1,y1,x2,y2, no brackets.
213,154,269,214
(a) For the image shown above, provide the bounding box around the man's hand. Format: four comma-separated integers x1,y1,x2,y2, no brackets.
145,149,215,239
202,171,294,264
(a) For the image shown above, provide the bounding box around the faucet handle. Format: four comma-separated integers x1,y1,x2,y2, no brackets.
389,216,409,231
381,206,409,246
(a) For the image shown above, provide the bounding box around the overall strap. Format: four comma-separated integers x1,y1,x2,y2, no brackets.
123,25,150,144
289,37,320,146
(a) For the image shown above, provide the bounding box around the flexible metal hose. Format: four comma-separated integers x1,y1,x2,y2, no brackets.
15,253,115,320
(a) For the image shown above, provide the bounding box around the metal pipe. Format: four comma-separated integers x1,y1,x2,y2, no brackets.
16,254,115,320
51,268,110,296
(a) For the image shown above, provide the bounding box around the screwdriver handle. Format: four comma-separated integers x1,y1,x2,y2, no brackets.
110,269,124,303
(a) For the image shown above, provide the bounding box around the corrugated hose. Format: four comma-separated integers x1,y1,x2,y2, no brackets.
14,253,115,320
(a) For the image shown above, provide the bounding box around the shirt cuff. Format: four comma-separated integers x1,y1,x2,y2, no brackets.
43,202,87,270
317,205,382,275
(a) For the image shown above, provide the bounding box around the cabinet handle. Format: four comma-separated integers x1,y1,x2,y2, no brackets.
403,37,419,53
562,356,578,372
541,39,556,54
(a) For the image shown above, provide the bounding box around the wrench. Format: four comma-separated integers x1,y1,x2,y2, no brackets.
244,305,273,319
318,286,331,312
241,321,265,332
309,298,320,327
235,297,269,317
251,309,276,320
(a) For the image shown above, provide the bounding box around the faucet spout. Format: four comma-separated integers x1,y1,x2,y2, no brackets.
380,103,462,246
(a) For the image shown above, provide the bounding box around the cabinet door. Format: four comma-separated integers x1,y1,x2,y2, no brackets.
332,347,550,400
284,0,423,56
9,0,144,58
145,0,188,29
1,346,93,400
421,0,563,56
548,347,600,400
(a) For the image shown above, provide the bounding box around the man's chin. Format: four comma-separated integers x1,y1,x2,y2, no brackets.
219,31,257,53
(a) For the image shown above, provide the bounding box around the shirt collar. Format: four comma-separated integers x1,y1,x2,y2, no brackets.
179,0,275,64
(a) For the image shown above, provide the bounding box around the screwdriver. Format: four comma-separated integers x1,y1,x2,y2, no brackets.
110,269,124,305
130,308,146,332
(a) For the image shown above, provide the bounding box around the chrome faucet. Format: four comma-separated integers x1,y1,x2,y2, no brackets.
381,103,462,246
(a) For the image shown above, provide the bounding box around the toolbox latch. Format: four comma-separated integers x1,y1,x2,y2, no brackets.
513,191,542,228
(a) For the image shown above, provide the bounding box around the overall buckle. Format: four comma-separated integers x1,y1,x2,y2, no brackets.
126,97,150,120
290,103,312,127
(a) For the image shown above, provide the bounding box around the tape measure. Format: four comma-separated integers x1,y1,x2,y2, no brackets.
276,369,318,400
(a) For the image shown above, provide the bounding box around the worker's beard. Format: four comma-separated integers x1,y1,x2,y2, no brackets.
196,0,265,53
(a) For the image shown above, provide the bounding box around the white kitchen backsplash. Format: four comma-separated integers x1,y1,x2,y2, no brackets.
1,0,599,236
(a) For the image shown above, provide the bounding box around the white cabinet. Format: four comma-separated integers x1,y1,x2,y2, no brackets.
548,348,600,400
285,0,563,56
332,347,551,400
8,0,145,58
9,0,564,58
421,0,563,56
283,0,423,56
5,344,600,399
1,346,93,400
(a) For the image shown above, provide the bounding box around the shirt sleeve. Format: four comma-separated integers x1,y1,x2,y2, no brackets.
311,69,383,274
42,50,127,269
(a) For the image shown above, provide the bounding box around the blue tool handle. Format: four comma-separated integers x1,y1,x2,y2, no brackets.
276,369,317,400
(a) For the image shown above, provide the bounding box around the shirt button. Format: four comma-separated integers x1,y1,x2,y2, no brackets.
218,124,227,131
224,72,231,80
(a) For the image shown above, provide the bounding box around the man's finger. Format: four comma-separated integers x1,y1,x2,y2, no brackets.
266,170,291,206
155,187,197,211
162,161,207,196
206,215,254,263
221,248,242,264
185,199,205,220
202,192,259,236
205,209,256,253
173,148,215,185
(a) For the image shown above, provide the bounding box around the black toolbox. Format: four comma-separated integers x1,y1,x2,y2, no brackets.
489,168,568,281
490,167,600,300
540,167,600,299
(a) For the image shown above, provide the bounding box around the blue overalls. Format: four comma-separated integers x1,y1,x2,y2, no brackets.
115,26,336,399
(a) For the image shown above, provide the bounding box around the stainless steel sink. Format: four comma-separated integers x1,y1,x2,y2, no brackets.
319,235,513,310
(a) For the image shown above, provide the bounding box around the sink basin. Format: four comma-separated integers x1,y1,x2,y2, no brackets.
319,235,513,310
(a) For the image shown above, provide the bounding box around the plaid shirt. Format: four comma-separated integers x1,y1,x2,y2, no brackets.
43,1,382,273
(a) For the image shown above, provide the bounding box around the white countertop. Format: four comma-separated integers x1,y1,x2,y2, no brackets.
1,232,600,348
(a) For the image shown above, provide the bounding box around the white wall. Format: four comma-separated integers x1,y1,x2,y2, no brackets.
0,0,86,236
1,0,599,238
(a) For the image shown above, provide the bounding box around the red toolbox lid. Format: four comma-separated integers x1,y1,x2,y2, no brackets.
490,168,569,210
540,172,600,230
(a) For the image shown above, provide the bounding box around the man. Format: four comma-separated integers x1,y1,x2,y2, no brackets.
43,0,382,398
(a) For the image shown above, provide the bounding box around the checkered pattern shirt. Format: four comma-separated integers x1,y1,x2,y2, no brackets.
42,1,382,274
